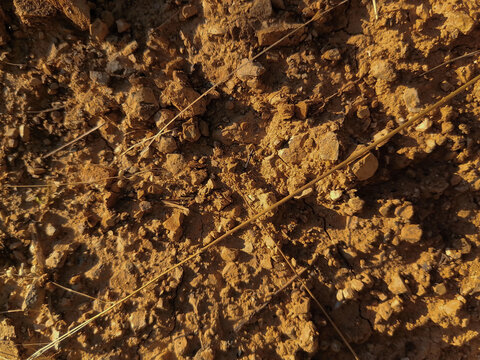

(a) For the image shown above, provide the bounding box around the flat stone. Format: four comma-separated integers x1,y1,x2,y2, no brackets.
446,11,475,35
403,87,421,113
257,23,305,46
388,272,409,295
370,60,397,82
90,18,109,42
317,131,339,161
237,58,265,80
352,152,378,180
129,310,147,332
400,224,423,243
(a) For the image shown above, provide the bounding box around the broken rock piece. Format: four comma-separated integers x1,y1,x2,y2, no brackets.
257,23,305,46
352,152,378,180
317,131,339,161
163,210,184,241
237,58,265,81
47,0,90,30
163,81,206,118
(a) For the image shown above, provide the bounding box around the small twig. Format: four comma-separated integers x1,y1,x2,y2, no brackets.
418,49,480,77
26,106,65,114
161,200,190,215
42,121,106,159
372,0,378,20
50,282,110,304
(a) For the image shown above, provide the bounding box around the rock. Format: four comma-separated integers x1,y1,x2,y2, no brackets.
342,286,356,300
388,273,409,295
257,23,305,46
347,197,365,213
442,299,463,317
295,101,309,119
376,301,393,322
90,18,109,42
174,334,189,357
297,321,318,354
350,279,365,292
403,87,421,113
47,0,90,30
357,105,370,119
163,81,207,117
249,0,272,19
190,169,208,185
237,58,265,80
352,152,378,180
163,210,184,241
317,131,339,161
394,204,414,220
129,310,147,332
164,153,186,176
329,190,343,202
400,224,422,243
415,118,432,132
122,40,138,56
19,125,30,141
433,283,447,296
446,11,475,35
156,136,177,153
182,118,201,142
123,87,159,127
220,247,237,262
321,48,341,61
89,71,110,86
45,223,57,237
116,18,131,33
14,0,56,27
370,60,397,82
181,4,198,20
379,202,392,217
154,109,176,129
45,248,68,269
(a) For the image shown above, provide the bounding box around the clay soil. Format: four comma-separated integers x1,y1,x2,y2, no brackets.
1,0,480,359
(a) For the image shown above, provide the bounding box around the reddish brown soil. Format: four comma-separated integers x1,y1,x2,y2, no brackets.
1,0,480,359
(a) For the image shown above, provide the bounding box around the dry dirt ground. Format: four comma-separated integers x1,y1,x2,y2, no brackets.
1,0,480,359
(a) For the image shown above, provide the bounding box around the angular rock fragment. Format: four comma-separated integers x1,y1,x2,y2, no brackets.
90,18,109,42
370,60,396,82
352,152,378,180
400,224,422,243
47,0,90,30
257,23,305,46
403,87,421,113
237,58,265,81
388,273,409,295
163,81,206,118
317,131,339,161
163,210,184,241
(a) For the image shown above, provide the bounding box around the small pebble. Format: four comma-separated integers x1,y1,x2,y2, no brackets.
415,118,432,132
403,87,421,113
388,272,409,295
322,48,341,61
400,224,423,243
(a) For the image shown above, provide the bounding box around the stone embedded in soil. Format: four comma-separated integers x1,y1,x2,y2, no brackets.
129,310,147,332
370,60,397,82
47,0,90,30
295,101,309,119
163,210,184,241
257,23,305,46
44,223,57,237
237,58,265,81
164,153,186,176
90,18,109,42
446,11,475,35
403,87,421,113
400,224,423,243
357,105,370,119
317,131,339,161
156,136,177,153
442,299,463,317
350,279,365,292
433,283,447,296
415,118,432,132
347,197,365,214
249,0,273,19
352,152,378,180
394,204,414,220
321,48,341,61
174,334,190,357
329,190,343,202
297,321,319,355
182,118,201,142
163,81,207,117
388,273,409,295
376,301,393,322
